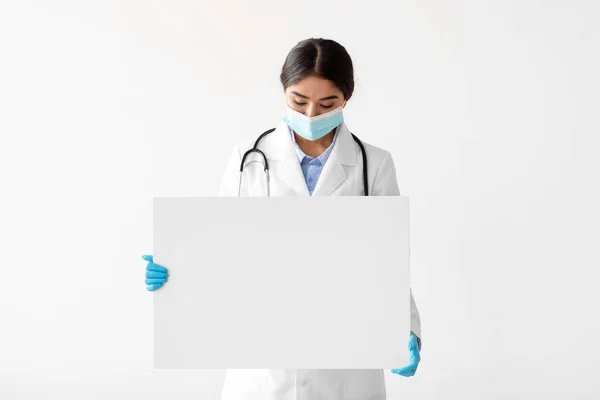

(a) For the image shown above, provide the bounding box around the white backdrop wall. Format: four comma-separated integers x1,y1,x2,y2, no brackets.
1,1,599,399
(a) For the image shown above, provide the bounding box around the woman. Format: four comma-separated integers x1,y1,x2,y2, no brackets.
143,38,422,400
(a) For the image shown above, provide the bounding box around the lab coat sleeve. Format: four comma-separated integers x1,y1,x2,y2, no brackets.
218,144,242,197
372,151,422,347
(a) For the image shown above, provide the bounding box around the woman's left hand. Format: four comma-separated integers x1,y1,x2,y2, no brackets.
391,332,421,377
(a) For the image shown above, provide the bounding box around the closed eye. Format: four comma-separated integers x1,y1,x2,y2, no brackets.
293,100,307,106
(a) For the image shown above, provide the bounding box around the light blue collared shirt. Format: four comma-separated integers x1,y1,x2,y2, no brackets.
290,127,339,195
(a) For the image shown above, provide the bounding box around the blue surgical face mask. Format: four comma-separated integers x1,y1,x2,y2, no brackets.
283,105,344,141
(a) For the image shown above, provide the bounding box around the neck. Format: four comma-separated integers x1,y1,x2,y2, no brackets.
294,129,336,158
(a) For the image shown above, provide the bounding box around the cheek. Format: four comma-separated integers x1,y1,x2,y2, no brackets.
285,95,298,109
289,103,304,113
287,98,307,113
323,102,343,112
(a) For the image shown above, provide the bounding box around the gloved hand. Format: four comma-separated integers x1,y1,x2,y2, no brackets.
391,331,421,377
142,254,168,291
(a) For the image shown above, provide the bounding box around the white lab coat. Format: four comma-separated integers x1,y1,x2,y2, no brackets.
217,121,421,400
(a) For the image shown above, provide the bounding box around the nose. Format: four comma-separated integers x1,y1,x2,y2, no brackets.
305,103,319,118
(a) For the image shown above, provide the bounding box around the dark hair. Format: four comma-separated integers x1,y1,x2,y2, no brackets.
280,38,355,101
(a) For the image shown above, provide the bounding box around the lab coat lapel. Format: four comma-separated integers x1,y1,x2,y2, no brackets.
311,151,346,197
266,122,310,197
312,123,357,197
278,145,310,196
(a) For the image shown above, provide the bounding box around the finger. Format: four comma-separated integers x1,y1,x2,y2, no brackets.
391,366,416,376
147,263,168,273
410,351,421,364
145,278,166,285
142,255,153,262
392,355,419,375
391,367,409,376
146,283,163,291
146,270,167,279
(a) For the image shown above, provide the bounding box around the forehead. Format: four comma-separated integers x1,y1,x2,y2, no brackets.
286,75,342,97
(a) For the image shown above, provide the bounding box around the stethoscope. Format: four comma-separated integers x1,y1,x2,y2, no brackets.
238,127,369,196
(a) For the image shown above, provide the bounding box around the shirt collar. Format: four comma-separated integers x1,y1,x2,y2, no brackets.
289,125,339,165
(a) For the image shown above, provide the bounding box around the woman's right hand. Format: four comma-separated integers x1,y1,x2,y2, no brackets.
142,254,168,291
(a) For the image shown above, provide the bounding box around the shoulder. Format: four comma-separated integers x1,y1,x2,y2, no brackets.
230,137,257,154
361,140,392,163
352,137,400,196
229,125,285,159
225,136,264,163
353,136,395,174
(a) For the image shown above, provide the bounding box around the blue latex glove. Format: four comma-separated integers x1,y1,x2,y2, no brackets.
142,254,168,291
391,332,421,377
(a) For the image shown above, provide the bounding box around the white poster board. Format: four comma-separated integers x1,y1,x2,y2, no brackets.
153,196,411,369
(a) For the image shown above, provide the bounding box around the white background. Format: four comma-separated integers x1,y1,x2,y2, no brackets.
1,0,599,399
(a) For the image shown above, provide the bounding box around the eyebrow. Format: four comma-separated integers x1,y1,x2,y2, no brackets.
291,91,338,101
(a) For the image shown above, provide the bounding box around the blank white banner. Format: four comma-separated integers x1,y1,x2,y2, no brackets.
153,196,410,369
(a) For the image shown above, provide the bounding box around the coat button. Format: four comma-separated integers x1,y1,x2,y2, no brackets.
301,380,308,387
